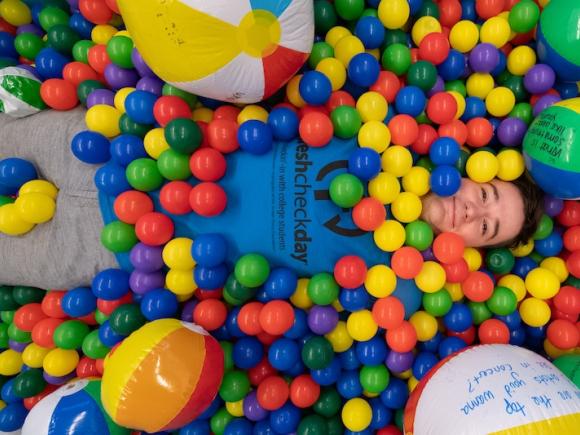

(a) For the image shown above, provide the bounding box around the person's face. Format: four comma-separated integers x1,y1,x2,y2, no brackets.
421,178,525,248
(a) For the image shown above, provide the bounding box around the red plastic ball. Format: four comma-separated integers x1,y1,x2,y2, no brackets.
326,90,356,111
31,318,64,348
0,18,16,35
391,247,424,280
552,309,578,323
352,197,386,231
426,92,457,125
257,331,278,346
189,182,227,217
153,96,192,127
213,105,240,121
159,181,193,215
87,44,111,74
386,320,417,352
439,0,462,27
114,190,154,224
563,226,580,252
259,300,295,336
104,0,120,14
41,291,67,319
207,119,240,153
23,385,58,411
79,0,113,24
298,105,329,121
97,293,132,316
135,212,175,246
388,114,419,146
63,62,99,87
373,296,405,330
466,118,493,148
442,258,469,283
558,201,580,227
411,124,438,155
377,427,403,435
195,288,223,300
14,303,47,332
553,286,580,316
257,376,289,411
370,71,401,103
248,358,277,386
547,319,579,350
448,325,476,345
40,79,79,111
299,112,333,147
439,119,468,146
475,0,505,19
478,319,510,344
334,255,367,289
566,250,580,279
238,302,264,336
192,299,227,331
462,271,494,302
419,33,450,65
76,356,100,378
433,232,465,264
290,374,320,408
190,148,227,181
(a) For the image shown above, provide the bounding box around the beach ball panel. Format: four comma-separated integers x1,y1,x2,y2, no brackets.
172,54,265,104
250,0,293,17
50,392,110,435
180,0,252,25
82,380,129,435
277,0,315,53
22,389,59,434
263,46,309,99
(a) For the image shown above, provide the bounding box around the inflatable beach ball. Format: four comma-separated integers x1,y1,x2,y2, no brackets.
404,344,580,435
523,98,580,199
22,379,130,435
101,319,224,433
118,0,314,103
0,67,46,118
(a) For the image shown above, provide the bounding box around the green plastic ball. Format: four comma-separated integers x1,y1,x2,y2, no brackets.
329,173,364,208
405,220,433,251
224,274,256,303
14,33,45,60
0,287,18,311
422,289,453,317
234,254,270,288
39,6,69,32
13,287,44,305
106,36,134,69
335,0,365,21
77,80,106,106
126,158,164,191
220,341,234,372
0,311,15,325
53,320,90,350
314,388,342,417
302,336,334,370
533,214,553,240
297,414,328,435
81,329,110,359
468,301,492,325
101,221,138,253
7,323,30,343
0,196,14,207
95,309,108,325
0,324,8,349
157,149,192,181
210,408,235,435
309,41,334,69
13,369,46,398
485,248,515,275
47,24,81,55
418,0,440,18
307,273,339,305
382,43,411,75
509,102,533,125
326,415,343,435
359,365,390,394
219,370,250,402
119,114,152,138
109,304,146,336
314,0,338,35
407,61,438,91
486,286,517,316
331,106,362,139
72,40,95,64
509,0,540,33
164,118,202,154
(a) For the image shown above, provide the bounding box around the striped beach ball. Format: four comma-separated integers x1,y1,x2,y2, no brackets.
21,379,130,435
101,319,224,433
0,67,46,118
117,0,314,103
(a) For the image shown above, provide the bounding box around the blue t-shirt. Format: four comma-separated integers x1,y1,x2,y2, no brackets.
100,137,390,276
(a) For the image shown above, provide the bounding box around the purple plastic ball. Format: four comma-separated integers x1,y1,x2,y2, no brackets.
533,94,561,117
8,340,27,353
129,243,164,272
131,48,156,78
137,76,164,96
497,117,527,147
16,64,40,80
16,24,44,37
43,371,75,385
129,270,165,295
427,75,444,97
307,306,339,335
180,299,197,322
524,64,556,94
469,43,499,73
67,0,80,9
243,391,269,421
104,64,139,90
87,89,115,108
421,247,435,261
543,195,564,217
386,350,414,373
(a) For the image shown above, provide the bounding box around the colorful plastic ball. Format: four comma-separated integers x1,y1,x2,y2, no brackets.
342,398,372,432
426,92,457,125
189,148,226,183
140,289,179,321
547,319,579,350
299,112,333,147
352,197,386,232
485,87,515,117
433,232,465,264
466,151,498,183
348,52,380,88
268,338,299,372
238,120,273,156
0,158,37,192
478,319,510,344
429,165,461,197
519,297,551,328
418,32,449,66
268,107,299,141
70,130,111,164
523,64,555,95
443,303,473,332
469,43,499,73
466,117,493,148
299,71,332,106
525,267,560,300
395,86,426,117
339,287,369,313
61,287,96,318
188,182,227,217
13,193,54,224
39,78,78,110
257,300,294,336
355,16,385,49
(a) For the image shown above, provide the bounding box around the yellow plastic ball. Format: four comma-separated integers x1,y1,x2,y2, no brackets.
342,398,372,432
334,35,365,67
374,220,406,252
497,149,525,181
15,193,56,224
365,265,397,298
463,247,482,271
394,368,412,380
43,349,79,377
519,297,551,327
0,0,31,26
408,376,420,393
368,172,400,204
498,274,527,302
176,291,195,303
356,92,388,123
391,192,422,223
325,26,352,48
540,257,568,283
162,238,195,270
378,0,410,30
525,267,560,299
286,75,306,108
192,107,213,123
381,145,413,177
411,16,442,46
543,338,576,359
226,400,244,417
448,90,466,119
114,87,136,113
409,311,438,341
290,278,313,309
86,105,122,138
358,121,391,153
402,166,430,196
466,151,499,183
366,48,381,61
466,73,495,99
316,58,347,91
449,21,479,53
415,261,446,293
510,239,534,257
144,128,171,159
444,282,464,302
19,180,58,199
0,203,35,236
332,299,345,313
507,46,536,76
325,321,353,352
238,105,269,124
346,310,378,342
92,24,117,45
0,349,23,376
114,30,132,39
22,343,49,369
480,17,511,48
165,269,197,295
485,87,515,117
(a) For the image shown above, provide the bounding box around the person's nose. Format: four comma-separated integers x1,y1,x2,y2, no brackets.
464,201,483,223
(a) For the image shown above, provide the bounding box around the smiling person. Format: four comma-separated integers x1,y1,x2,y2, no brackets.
0,109,544,289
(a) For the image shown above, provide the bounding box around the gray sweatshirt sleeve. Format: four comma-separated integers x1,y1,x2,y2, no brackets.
0,108,118,289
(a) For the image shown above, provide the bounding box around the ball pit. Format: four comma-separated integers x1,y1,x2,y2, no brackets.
0,0,579,434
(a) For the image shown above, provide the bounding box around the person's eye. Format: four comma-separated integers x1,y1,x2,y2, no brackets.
481,188,487,203
482,219,488,236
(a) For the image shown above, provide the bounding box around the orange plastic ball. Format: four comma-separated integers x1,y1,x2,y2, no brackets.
257,376,289,411
391,246,424,279
546,319,579,350
388,114,419,147
258,300,295,336
386,320,417,352
373,296,405,330
238,302,264,336
299,112,334,147
478,318,510,344
290,374,320,408
114,190,154,224
193,299,227,331
352,197,386,231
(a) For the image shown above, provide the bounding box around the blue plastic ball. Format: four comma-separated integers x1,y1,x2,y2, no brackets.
233,337,263,370
348,147,381,181
140,288,179,321
124,90,158,125
369,398,393,430
534,231,563,257
430,165,461,197
438,49,465,81
460,0,476,21
354,16,385,50
412,351,439,380
0,158,38,191
355,336,388,366
267,107,299,141
191,233,228,267
339,346,361,371
91,268,130,300
110,134,148,166
510,327,526,346
419,332,442,353
179,419,211,435
0,32,18,59
268,338,300,371
437,336,467,359
429,137,461,166
512,256,537,279
337,370,363,399
263,267,298,300
224,418,253,435
339,286,370,312
269,403,301,434
194,264,228,290
408,0,424,15
62,287,97,317
380,378,408,409
0,402,27,432
94,162,131,196
496,311,522,330
395,86,426,117
443,303,473,333
284,309,308,340
69,12,95,39
310,356,342,386
71,131,111,164
462,97,487,121
555,82,579,100
238,120,274,155
198,395,223,420
348,53,380,87
283,360,306,377
227,308,246,337
253,421,275,435
35,47,69,79
299,70,332,106
1,379,19,404
98,320,126,347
